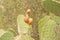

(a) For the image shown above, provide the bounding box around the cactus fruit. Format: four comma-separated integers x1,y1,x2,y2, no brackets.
28,18,33,25
26,9,31,14
24,17,29,23
24,17,33,25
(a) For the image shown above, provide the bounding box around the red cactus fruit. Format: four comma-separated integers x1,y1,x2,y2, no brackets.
26,9,31,14
24,17,29,23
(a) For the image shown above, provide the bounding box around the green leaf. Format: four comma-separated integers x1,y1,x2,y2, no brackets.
43,0,60,14
0,29,16,40
38,16,57,40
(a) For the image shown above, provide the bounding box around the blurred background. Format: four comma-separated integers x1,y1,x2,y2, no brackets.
0,0,60,40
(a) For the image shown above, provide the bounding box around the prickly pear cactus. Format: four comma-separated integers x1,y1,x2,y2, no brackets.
0,29,16,40
17,14,34,40
20,34,34,40
17,15,32,34
43,0,60,15
38,15,57,40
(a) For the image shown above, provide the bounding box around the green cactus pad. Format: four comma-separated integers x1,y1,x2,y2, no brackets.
43,0,60,14
17,15,32,34
20,34,34,40
38,16,57,40
0,29,16,40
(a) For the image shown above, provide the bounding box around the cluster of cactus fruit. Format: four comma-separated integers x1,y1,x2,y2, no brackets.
24,9,33,25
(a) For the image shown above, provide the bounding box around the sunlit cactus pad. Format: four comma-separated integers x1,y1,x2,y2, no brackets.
38,16,57,40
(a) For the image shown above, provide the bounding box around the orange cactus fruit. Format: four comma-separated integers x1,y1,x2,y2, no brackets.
26,9,31,14
28,18,33,25
24,17,29,23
